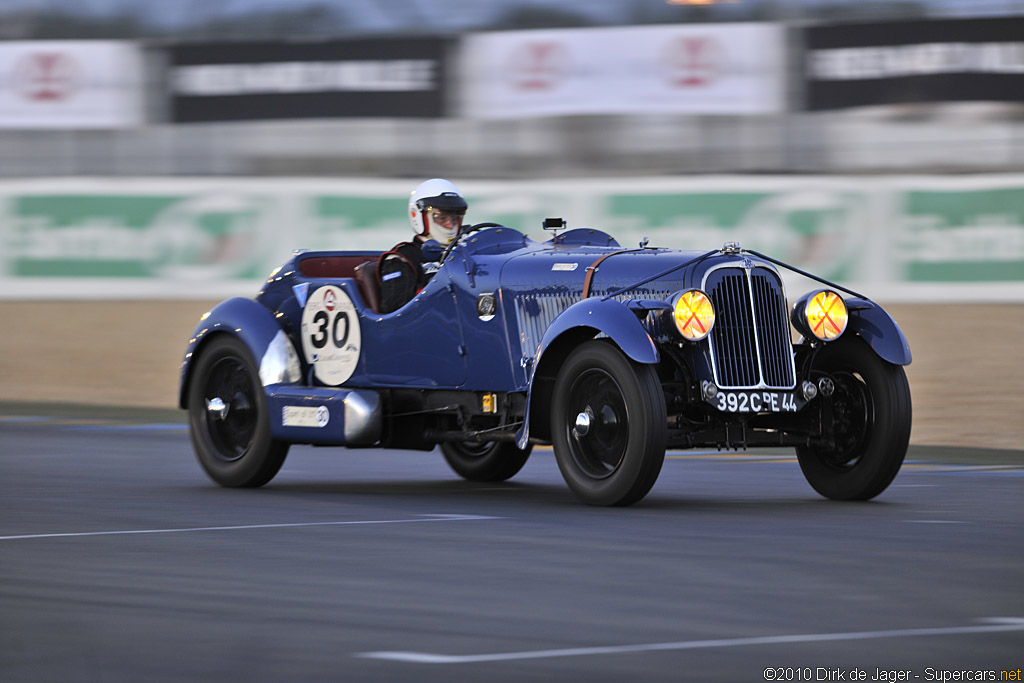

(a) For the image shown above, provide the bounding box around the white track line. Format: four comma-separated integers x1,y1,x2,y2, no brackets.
356,618,1024,664
0,514,500,541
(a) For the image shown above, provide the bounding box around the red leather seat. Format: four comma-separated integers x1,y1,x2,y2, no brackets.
352,260,381,313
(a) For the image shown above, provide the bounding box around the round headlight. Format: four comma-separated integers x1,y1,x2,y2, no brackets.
804,290,847,341
672,289,715,341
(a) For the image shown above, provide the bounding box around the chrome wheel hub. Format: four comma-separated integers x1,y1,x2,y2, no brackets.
206,397,229,421
573,409,592,438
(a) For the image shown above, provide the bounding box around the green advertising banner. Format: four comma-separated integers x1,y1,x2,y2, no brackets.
4,190,284,282
896,187,1024,283
602,187,873,283
311,196,407,252
0,176,1021,300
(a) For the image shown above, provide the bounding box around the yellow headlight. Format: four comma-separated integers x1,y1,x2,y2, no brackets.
805,290,848,341
674,290,715,341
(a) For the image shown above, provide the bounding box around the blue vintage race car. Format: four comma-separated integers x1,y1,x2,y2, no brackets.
179,220,912,506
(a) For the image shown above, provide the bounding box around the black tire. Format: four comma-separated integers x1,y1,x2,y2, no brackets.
797,336,912,501
187,336,289,488
551,341,666,506
441,441,533,482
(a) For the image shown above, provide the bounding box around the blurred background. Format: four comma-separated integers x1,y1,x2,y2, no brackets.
1,0,1022,297
0,0,1022,445
0,0,1021,177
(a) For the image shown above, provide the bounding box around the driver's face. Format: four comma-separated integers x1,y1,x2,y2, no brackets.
431,210,463,230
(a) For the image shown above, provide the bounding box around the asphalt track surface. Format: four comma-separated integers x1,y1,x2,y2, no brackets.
2,412,1022,683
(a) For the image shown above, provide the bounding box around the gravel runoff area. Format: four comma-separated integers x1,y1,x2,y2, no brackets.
1,301,1021,451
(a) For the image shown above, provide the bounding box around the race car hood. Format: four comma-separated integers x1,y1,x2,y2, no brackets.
497,241,719,299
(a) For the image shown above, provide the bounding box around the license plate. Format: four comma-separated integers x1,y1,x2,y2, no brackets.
709,390,798,413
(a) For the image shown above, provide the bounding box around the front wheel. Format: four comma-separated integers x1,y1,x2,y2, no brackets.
187,336,289,487
797,336,912,501
441,441,532,482
551,341,666,506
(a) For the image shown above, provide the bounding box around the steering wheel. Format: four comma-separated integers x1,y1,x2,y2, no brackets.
440,222,507,264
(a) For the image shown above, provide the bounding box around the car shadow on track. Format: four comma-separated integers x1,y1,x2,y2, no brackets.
254,478,573,505
193,478,902,514
638,495,905,512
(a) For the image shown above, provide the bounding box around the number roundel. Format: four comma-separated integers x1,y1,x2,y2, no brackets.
300,285,361,386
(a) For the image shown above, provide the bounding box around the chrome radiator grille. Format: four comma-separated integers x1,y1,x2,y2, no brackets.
705,267,795,389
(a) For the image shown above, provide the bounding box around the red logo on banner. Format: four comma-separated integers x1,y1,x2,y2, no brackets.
323,288,337,312
661,36,724,87
12,52,82,101
507,41,569,91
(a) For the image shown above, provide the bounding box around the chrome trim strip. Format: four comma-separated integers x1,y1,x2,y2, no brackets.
344,390,382,445
259,330,302,386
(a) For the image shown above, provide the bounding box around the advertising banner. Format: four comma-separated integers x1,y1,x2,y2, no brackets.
804,16,1024,110
0,41,144,129
0,179,410,299
461,24,785,118
169,38,452,122
891,179,1024,284
0,176,1021,301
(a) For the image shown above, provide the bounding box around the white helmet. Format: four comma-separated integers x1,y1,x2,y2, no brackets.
408,178,467,245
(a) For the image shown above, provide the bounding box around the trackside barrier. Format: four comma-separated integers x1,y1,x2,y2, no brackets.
0,175,1022,302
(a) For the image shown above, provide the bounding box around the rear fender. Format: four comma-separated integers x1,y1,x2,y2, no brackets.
515,297,659,447
179,297,300,409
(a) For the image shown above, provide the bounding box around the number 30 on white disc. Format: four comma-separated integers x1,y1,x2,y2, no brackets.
300,285,361,386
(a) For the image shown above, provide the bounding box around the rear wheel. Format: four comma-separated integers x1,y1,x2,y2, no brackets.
188,336,289,487
551,341,666,506
441,441,532,482
797,337,911,500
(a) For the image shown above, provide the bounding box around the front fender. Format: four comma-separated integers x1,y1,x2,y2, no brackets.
536,297,659,367
179,297,300,409
515,297,659,448
846,297,912,366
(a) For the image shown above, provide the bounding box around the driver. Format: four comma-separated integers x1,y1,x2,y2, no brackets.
377,178,467,314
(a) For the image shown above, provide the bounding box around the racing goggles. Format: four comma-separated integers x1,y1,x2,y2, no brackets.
429,208,465,229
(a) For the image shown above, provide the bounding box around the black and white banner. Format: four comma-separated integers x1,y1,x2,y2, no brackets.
169,38,452,122
805,16,1024,110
